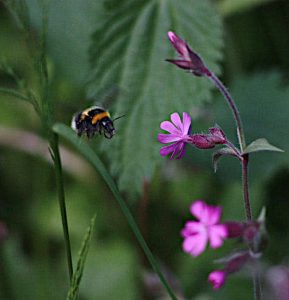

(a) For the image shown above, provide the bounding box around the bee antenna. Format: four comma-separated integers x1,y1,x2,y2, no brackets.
112,114,125,122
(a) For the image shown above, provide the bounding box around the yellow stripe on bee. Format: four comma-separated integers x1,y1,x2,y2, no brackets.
80,108,93,120
91,111,110,124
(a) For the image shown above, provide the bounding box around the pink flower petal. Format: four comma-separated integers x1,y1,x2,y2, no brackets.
190,201,222,225
167,31,189,59
190,200,209,222
207,205,222,225
181,221,204,237
182,112,191,134
182,228,208,257
208,224,227,249
160,121,180,135
170,141,185,159
158,133,182,144
170,113,183,131
176,143,186,159
159,143,177,156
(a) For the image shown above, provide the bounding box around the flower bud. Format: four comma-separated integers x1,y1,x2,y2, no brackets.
208,270,227,289
208,127,227,144
167,31,211,77
190,134,216,149
224,221,244,238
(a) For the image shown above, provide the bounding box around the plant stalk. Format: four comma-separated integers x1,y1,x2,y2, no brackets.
207,72,262,299
241,154,252,220
50,133,73,280
207,72,246,152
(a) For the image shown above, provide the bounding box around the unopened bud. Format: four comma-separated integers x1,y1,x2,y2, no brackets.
191,134,216,149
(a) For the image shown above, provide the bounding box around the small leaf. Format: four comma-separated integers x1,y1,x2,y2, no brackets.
243,138,284,154
212,147,239,172
67,214,96,300
213,72,289,183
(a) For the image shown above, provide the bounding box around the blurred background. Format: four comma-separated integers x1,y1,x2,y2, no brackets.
0,0,289,299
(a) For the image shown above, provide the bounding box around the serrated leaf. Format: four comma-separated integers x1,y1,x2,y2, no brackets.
212,147,239,172
67,214,96,300
243,138,284,154
88,0,223,197
214,72,289,183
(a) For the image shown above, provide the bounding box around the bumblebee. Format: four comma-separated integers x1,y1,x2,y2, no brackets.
71,106,116,139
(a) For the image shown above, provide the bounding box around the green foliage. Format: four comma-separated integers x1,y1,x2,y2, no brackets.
88,0,223,197
67,215,96,300
53,123,178,299
218,0,274,16
25,0,102,84
243,138,284,154
214,71,288,183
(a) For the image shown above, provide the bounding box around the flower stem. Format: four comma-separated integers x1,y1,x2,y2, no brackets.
206,72,262,299
241,154,252,221
49,133,73,280
207,72,246,152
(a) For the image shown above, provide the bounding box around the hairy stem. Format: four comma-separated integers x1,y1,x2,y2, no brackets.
241,154,252,220
207,72,246,152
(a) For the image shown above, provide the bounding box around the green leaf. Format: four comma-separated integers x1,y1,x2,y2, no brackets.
67,215,96,300
88,0,223,197
212,147,239,172
218,0,274,17
25,0,102,83
214,72,289,183
243,138,284,154
53,123,178,300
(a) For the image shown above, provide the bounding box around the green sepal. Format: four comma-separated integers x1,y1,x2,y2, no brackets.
212,147,239,172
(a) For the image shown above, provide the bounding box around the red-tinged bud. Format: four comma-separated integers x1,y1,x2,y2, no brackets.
243,221,260,242
208,270,227,289
167,31,211,77
209,127,227,144
226,251,250,274
191,134,216,149
168,31,191,60
224,221,244,238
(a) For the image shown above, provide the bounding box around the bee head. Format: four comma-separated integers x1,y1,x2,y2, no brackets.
101,118,115,139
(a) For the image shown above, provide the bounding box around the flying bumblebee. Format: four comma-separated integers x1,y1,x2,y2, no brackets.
71,106,116,139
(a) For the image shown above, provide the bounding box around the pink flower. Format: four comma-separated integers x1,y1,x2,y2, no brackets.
158,112,191,159
181,200,227,256
166,31,210,77
208,270,227,289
